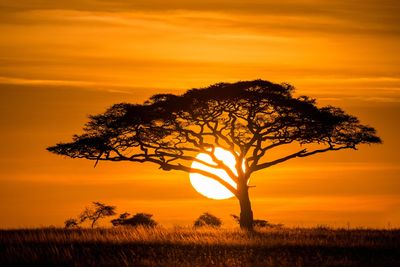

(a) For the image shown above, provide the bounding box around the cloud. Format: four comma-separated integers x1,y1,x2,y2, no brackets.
2,0,399,16
0,76,137,94
1,3,399,36
0,1,399,103
0,76,96,86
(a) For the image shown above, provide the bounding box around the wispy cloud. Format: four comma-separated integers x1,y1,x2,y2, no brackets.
0,76,137,93
2,6,399,36
0,76,96,86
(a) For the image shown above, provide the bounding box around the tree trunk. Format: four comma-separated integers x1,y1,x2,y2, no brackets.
91,215,99,228
238,183,254,230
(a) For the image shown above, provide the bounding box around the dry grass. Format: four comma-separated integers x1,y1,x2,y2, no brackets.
1,226,399,266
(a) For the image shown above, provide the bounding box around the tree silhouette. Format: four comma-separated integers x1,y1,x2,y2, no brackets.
48,80,381,230
79,202,116,228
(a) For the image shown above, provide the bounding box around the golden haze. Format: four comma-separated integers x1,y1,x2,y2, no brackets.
0,0,399,228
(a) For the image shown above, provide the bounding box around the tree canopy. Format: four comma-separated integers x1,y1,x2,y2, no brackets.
48,80,380,194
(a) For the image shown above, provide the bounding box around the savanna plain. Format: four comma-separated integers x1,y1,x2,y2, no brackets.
1,226,399,267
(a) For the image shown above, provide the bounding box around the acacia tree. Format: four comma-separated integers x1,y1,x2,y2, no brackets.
48,80,381,230
79,202,116,228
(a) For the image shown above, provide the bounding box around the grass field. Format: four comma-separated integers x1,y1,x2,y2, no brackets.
1,226,399,266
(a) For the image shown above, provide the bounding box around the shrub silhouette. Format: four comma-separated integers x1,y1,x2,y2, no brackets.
194,212,222,228
111,213,157,227
64,218,79,229
231,214,283,228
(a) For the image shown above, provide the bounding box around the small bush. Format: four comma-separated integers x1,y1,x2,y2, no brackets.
231,214,283,228
64,218,79,229
111,213,157,227
194,212,222,228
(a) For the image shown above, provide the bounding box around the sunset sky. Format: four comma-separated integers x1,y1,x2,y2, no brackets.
1,0,399,228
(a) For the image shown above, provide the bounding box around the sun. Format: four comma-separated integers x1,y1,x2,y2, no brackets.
189,147,245,200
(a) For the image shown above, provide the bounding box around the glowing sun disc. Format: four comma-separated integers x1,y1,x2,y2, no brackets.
189,147,245,200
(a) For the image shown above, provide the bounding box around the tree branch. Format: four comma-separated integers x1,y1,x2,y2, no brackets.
298,145,354,157
253,149,307,171
253,144,355,172
165,164,238,197
74,150,239,197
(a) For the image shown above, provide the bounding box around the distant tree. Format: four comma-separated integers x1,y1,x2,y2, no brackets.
64,218,80,229
231,214,283,228
111,212,157,227
79,202,116,228
194,212,222,228
48,80,381,230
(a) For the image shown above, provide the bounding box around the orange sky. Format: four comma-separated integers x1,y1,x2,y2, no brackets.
0,0,399,228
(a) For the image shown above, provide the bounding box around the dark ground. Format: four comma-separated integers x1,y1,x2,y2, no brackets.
1,227,399,266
